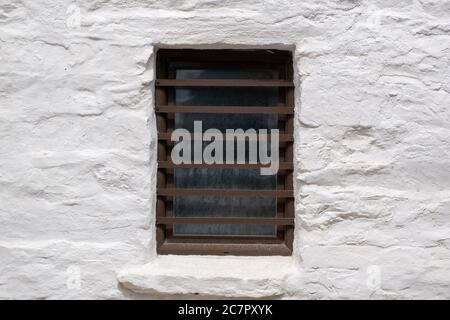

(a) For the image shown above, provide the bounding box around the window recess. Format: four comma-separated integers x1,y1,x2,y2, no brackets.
155,49,294,256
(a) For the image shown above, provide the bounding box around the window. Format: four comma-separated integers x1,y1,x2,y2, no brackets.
155,49,294,255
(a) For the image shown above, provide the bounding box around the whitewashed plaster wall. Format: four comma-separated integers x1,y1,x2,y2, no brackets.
0,0,449,299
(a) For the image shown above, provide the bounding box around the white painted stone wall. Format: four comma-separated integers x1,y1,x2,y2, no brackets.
1,0,449,299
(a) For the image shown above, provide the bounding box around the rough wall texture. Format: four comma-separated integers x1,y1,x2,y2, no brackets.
1,0,449,299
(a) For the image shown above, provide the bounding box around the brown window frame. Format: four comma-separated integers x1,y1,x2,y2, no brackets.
155,49,295,256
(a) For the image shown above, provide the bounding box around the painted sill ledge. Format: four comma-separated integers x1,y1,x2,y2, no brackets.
117,255,300,298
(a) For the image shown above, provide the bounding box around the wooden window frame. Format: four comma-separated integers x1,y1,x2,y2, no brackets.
155,49,295,256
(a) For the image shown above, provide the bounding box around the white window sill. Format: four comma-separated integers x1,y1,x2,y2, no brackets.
117,255,300,298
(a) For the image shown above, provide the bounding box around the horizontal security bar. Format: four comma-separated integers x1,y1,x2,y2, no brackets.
158,132,294,142
156,217,295,225
155,106,294,114
155,79,295,87
157,161,294,170
157,188,294,198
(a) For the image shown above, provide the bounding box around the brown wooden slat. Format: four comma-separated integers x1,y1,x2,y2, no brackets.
157,49,292,64
166,236,283,244
165,70,176,238
157,161,293,170
155,61,168,250
284,84,295,252
158,132,294,142
155,106,293,114
155,79,294,87
156,217,294,226
157,188,293,198
170,61,285,71
157,242,292,256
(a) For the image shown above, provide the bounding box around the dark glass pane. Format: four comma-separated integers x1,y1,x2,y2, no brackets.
174,196,275,218
172,67,279,237
175,68,279,108
173,196,276,236
176,68,278,80
174,224,276,236
176,87,278,107
175,168,276,190
173,170,277,236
